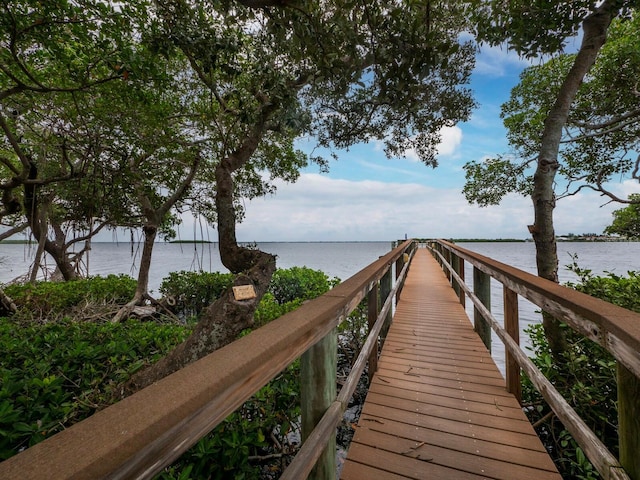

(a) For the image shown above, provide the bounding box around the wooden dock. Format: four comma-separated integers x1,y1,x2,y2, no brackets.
340,249,561,480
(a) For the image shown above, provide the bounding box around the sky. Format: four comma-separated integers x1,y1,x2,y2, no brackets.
209,42,639,243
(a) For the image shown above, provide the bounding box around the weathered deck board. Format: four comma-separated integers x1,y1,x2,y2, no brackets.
340,249,561,480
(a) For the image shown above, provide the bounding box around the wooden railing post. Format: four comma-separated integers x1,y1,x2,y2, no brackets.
301,330,337,480
367,284,379,382
618,363,640,480
503,286,521,403
380,267,393,343
451,253,465,308
473,266,491,351
395,254,404,302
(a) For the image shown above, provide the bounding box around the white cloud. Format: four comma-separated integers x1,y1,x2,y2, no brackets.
474,43,538,77
232,174,528,241
617,179,640,199
229,174,640,242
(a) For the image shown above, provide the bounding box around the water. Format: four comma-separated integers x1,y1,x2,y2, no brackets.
0,241,393,293
2,240,638,374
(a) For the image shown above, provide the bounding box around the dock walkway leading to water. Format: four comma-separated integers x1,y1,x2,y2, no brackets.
3,240,637,480
340,249,561,480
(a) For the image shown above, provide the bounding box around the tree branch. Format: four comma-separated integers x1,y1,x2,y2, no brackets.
0,111,32,170
0,222,28,242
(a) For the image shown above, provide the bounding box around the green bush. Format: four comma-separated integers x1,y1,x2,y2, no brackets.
268,266,339,305
1,266,339,479
159,271,234,319
159,267,338,479
523,261,638,479
158,363,301,480
3,275,137,321
0,319,190,460
523,323,616,480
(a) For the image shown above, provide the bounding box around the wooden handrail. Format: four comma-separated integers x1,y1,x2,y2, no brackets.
436,240,640,377
430,239,640,480
0,240,415,480
281,250,414,480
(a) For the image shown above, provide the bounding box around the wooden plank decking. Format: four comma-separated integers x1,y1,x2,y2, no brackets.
340,249,561,480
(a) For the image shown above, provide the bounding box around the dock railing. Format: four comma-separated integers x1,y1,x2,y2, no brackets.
0,240,416,480
430,239,640,480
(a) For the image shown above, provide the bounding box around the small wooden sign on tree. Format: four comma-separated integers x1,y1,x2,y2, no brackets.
232,285,257,301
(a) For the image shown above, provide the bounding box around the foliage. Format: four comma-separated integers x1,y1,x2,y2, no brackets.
523,322,616,480
604,194,640,239
522,260,640,478
159,271,234,319
155,266,337,479
158,266,337,321
268,266,339,305
565,257,640,313
0,318,190,460
463,13,640,207
3,275,137,321
1,266,339,476
467,0,605,57
158,363,301,480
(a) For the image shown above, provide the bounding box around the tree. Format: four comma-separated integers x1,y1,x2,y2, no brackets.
0,1,141,279
465,13,640,207
605,194,640,238
1,2,206,292
122,0,477,393
464,0,638,355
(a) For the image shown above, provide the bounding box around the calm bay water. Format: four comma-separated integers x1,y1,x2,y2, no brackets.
0,241,394,292
2,240,638,374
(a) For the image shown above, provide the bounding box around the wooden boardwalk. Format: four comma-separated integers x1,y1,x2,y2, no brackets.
340,249,561,480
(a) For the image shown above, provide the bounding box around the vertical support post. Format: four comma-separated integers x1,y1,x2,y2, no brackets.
301,330,337,480
380,267,392,343
367,284,379,382
503,287,521,403
618,363,640,480
458,256,466,308
395,253,406,302
473,266,491,352
451,252,465,307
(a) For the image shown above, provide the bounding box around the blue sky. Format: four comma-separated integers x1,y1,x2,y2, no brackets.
229,44,640,242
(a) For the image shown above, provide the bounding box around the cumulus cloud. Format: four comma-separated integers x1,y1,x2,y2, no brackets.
474,44,533,77
233,173,530,241
230,173,640,241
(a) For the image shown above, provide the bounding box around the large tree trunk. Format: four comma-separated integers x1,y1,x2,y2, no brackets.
531,2,615,357
120,127,273,396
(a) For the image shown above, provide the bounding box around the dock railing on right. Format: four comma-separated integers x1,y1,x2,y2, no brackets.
430,239,640,480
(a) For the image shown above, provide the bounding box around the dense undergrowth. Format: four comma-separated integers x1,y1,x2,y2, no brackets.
522,259,640,479
0,266,357,479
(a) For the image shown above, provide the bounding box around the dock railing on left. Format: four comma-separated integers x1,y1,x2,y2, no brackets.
0,240,416,480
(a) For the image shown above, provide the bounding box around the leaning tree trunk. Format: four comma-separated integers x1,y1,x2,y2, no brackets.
111,224,159,323
112,155,200,324
530,2,615,357
121,123,275,396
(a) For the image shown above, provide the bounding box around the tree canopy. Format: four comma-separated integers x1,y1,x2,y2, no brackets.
605,194,640,238
463,0,639,360
464,12,640,207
